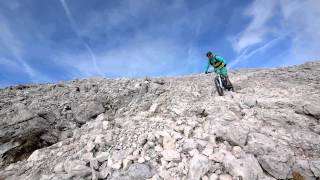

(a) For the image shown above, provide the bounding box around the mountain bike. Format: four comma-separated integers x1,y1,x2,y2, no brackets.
213,73,234,96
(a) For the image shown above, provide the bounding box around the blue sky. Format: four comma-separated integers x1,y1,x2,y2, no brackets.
0,0,319,87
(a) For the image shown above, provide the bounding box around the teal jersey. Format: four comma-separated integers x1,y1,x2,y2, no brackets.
204,55,226,73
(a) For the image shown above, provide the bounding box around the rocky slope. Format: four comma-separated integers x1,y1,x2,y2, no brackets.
0,61,320,180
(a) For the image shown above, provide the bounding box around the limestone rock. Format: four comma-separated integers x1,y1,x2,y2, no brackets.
161,150,181,161
182,139,198,152
219,174,233,180
209,173,218,180
64,160,91,177
0,61,320,179
53,162,65,173
310,160,320,177
27,150,46,162
127,163,153,179
95,152,109,162
189,153,209,180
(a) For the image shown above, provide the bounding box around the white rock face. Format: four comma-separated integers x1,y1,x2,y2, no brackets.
0,61,320,180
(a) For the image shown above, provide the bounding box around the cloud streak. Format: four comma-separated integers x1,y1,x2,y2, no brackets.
56,0,219,77
59,0,102,76
229,34,288,68
0,14,50,83
232,0,277,53
230,0,320,68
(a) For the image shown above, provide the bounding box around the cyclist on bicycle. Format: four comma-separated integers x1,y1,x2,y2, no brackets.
205,51,231,86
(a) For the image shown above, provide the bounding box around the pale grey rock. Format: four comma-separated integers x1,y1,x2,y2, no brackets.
310,160,320,177
75,101,105,123
111,160,122,170
293,159,317,180
81,152,94,163
155,145,164,152
303,102,320,120
182,139,198,152
54,162,65,173
242,96,257,108
138,133,148,146
219,174,233,180
0,141,20,156
202,146,213,157
95,152,109,162
90,159,99,170
209,150,225,163
99,167,111,179
221,149,272,180
162,134,176,150
161,150,181,161
232,146,242,158
258,154,294,179
94,134,105,145
91,169,99,180
183,125,193,138
0,61,320,179
138,157,145,163
64,160,91,177
201,175,209,180
27,149,46,162
189,149,200,157
127,163,153,179
209,173,218,180
95,113,107,122
122,159,133,170
189,153,209,180
85,141,96,152
102,121,109,130
60,130,73,140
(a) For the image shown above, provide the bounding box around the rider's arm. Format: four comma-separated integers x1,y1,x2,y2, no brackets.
204,61,210,73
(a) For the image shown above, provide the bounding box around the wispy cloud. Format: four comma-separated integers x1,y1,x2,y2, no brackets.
232,0,278,53
56,0,218,77
59,0,102,76
55,38,192,78
230,0,320,68
0,14,50,83
229,34,287,68
279,0,320,63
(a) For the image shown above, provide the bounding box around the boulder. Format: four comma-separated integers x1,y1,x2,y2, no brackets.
75,101,105,123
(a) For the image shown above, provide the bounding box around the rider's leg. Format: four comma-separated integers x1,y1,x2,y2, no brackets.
220,68,231,86
225,76,231,85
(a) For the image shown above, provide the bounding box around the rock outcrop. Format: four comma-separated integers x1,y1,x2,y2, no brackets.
0,61,319,179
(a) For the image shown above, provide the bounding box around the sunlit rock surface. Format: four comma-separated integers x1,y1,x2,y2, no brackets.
0,61,319,180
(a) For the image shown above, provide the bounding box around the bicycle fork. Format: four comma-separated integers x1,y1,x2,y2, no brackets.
218,75,223,88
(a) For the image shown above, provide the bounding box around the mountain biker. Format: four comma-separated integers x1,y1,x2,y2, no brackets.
205,51,231,86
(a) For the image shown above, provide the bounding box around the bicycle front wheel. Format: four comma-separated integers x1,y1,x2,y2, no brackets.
214,77,224,96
